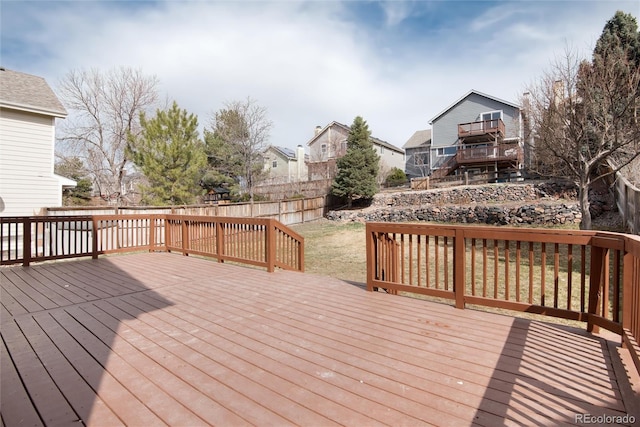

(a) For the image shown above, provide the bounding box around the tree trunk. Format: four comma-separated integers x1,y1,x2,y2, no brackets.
578,180,592,230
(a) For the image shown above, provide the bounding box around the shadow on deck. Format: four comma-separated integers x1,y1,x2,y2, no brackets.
1,253,638,426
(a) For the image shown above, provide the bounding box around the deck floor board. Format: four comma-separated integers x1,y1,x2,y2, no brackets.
1,252,638,426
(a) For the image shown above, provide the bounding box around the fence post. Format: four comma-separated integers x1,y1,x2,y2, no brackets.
454,228,465,309
23,218,31,267
302,198,306,224
266,219,276,272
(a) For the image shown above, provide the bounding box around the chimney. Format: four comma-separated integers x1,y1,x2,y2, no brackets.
314,125,322,136
552,80,564,107
296,145,306,180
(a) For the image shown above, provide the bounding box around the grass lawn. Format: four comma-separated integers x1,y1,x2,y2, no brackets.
291,219,367,283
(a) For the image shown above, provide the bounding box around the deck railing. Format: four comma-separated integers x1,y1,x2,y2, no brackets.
366,222,640,375
456,143,523,165
458,119,505,139
1,215,304,272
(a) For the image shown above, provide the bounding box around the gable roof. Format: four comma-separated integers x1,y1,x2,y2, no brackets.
269,145,296,159
429,89,519,124
0,68,67,117
403,129,431,149
306,121,404,154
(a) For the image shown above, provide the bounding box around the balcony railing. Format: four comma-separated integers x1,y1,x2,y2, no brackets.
456,143,523,165
366,222,640,376
0,215,304,272
458,119,505,140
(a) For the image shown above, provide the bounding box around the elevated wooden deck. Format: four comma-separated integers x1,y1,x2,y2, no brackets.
2,253,638,426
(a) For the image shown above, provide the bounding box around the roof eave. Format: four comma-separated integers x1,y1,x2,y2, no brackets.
0,101,67,118
429,89,520,124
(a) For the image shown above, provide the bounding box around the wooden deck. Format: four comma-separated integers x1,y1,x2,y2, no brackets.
2,253,638,426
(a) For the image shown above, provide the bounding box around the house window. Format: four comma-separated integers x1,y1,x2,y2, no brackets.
341,141,347,152
413,151,429,166
480,110,503,129
321,144,327,154
272,160,277,168
380,146,385,154
436,146,457,157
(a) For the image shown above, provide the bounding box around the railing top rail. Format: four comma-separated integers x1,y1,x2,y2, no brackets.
366,222,629,245
458,118,505,127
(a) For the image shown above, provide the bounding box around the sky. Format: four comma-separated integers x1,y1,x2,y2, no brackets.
2,0,638,152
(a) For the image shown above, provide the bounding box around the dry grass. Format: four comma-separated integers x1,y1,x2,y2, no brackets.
291,219,367,283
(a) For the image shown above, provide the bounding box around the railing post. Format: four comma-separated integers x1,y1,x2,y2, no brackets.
181,219,189,256
215,220,224,263
298,237,305,272
149,215,155,252
266,219,276,272
454,228,465,309
622,248,633,347
587,245,605,333
366,224,375,291
165,217,173,253
23,217,31,267
91,218,98,259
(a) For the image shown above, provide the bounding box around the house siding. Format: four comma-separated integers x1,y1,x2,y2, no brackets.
430,92,521,173
377,145,405,173
0,109,62,216
405,146,431,178
432,93,520,149
308,127,348,162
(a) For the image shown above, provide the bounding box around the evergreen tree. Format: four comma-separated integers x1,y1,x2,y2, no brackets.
55,157,93,205
127,101,207,205
594,11,640,67
331,116,380,207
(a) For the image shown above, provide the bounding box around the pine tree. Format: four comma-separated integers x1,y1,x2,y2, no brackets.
331,116,380,207
127,101,207,205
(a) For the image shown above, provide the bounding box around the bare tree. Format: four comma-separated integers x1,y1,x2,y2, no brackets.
210,97,272,202
56,67,160,204
522,44,640,229
412,150,431,177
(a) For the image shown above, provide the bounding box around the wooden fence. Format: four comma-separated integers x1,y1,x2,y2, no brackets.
0,215,304,272
411,169,524,190
614,173,640,235
45,196,327,226
366,222,640,376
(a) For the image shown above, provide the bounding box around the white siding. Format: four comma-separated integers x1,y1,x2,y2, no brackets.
376,144,405,171
0,109,62,216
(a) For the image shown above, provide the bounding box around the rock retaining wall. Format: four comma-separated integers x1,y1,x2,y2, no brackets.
371,181,578,208
328,181,583,226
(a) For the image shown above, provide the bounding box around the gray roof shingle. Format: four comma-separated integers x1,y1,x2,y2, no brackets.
0,68,67,117
403,129,431,149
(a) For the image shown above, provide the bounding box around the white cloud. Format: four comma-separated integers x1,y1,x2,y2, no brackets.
1,0,637,149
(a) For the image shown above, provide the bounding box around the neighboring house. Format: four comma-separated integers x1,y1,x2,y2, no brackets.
306,121,405,181
262,145,308,184
403,129,432,179
0,68,73,216
428,90,523,180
